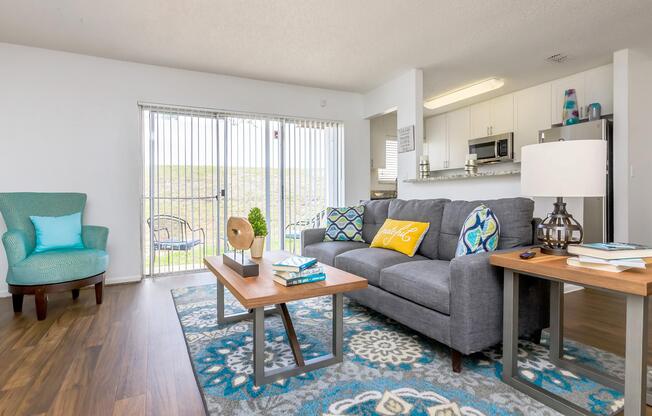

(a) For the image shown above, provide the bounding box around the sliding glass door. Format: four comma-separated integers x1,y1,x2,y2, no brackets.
141,105,343,277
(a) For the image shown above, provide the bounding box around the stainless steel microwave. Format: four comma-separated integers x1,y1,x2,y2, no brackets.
468,133,514,164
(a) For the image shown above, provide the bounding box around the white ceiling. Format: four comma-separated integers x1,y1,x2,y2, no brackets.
1,0,652,112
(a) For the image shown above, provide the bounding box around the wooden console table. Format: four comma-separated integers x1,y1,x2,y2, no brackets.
491,249,651,416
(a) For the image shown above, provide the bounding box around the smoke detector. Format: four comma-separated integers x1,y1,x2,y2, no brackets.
546,53,568,64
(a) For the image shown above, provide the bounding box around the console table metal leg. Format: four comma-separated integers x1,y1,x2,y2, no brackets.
502,270,588,416
502,270,519,381
549,280,564,363
625,295,648,416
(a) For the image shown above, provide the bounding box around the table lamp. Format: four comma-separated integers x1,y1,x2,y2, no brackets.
521,140,606,255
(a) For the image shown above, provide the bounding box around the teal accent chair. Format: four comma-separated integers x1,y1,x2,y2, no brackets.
0,193,109,320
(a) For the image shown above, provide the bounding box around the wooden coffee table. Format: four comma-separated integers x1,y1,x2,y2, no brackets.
204,250,367,386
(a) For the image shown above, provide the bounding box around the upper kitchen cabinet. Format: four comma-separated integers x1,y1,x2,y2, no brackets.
446,107,470,169
425,114,447,171
425,108,470,170
469,101,492,138
550,64,612,125
469,94,514,138
490,94,515,135
514,82,551,162
585,64,613,116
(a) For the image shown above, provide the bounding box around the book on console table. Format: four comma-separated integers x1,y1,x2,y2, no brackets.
567,242,652,260
273,274,326,286
272,256,317,272
566,257,646,273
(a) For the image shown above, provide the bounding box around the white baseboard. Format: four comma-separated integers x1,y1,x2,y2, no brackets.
105,275,142,285
0,291,9,298
564,283,584,294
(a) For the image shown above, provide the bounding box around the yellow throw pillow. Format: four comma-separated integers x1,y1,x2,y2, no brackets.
370,219,430,257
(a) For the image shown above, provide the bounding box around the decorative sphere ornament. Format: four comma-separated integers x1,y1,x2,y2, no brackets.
226,217,254,250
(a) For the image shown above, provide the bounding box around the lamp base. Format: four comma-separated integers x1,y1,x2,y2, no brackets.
539,245,572,256
537,197,584,256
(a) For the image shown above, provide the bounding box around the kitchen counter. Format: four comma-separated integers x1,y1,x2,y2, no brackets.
403,168,520,183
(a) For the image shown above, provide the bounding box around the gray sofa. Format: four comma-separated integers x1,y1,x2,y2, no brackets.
301,197,549,372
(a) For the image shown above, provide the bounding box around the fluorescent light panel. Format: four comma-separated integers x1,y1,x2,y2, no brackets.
424,78,505,110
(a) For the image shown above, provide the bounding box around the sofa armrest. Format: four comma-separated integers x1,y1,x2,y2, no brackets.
83,225,109,251
1,230,31,266
300,228,326,255
449,246,549,355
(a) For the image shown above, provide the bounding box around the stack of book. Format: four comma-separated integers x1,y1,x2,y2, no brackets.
567,243,652,272
272,255,325,286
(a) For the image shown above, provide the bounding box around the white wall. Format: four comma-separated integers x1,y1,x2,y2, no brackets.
613,48,652,245
0,43,368,294
364,69,423,182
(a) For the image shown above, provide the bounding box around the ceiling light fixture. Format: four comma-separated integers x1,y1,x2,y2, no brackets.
424,78,505,110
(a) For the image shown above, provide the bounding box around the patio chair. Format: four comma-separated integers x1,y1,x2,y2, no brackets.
146,215,205,269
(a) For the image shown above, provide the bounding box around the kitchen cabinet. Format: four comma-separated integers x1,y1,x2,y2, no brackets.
446,107,470,169
469,101,492,138
585,64,613,116
425,114,447,170
425,108,469,170
469,94,514,138
490,94,514,135
514,82,551,162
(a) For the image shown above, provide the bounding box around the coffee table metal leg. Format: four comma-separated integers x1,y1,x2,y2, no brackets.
216,280,279,325
277,303,305,366
332,293,343,361
625,295,648,416
252,293,345,386
253,307,265,386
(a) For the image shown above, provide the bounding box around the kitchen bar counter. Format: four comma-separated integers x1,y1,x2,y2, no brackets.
403,168,520,183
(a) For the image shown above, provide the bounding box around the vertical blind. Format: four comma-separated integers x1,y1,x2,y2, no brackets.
378,139,398,182
141,104,343,276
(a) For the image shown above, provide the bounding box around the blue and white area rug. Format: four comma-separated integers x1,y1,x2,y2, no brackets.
172,284,633,416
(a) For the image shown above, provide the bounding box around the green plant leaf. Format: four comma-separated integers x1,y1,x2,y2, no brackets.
247,207,268,237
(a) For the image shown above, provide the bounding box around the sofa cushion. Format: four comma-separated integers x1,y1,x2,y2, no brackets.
324,206,364,242
304,241,368,266
387,199,449,259
361,200,391,243
439,198,534,261
334,247,427,287
7,248,109,286
380,260,451,315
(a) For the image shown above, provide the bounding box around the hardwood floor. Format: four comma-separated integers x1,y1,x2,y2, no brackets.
0,276,650,415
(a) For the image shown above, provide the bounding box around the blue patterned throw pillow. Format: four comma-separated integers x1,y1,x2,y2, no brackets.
324,206,364,242
455,204,500,257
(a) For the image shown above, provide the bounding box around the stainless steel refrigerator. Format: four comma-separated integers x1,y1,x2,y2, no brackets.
538,119,613,243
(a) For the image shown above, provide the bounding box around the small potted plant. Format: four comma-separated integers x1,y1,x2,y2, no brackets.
248,207,268,258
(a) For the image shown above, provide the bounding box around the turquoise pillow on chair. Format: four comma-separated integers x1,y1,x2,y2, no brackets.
455,205,500,257
30,212,84,253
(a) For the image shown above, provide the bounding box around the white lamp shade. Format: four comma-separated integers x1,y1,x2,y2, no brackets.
521,140,606,197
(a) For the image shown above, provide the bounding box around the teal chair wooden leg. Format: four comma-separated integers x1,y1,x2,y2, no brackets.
35,289,47,321
12,294,23,313
72,289,80,300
